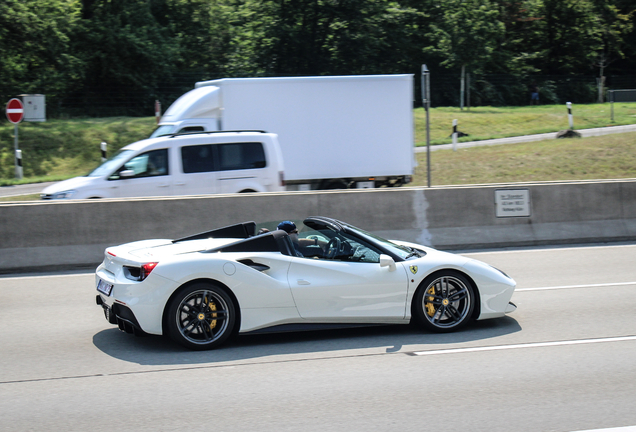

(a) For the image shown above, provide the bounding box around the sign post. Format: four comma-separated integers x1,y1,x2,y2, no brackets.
421,65,431,188
6,98,24,179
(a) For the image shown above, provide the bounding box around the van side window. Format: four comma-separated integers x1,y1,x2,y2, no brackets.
218,142,266,171
113,149,169,179
181,144,215,173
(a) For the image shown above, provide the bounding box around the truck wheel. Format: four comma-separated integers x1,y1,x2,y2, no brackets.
321,180,349,190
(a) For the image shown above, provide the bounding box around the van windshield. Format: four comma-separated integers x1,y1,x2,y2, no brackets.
87,150,134,177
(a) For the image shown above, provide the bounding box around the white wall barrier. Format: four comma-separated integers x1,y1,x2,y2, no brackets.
1,179,635,273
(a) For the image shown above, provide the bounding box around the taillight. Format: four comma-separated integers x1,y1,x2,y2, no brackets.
140,262,158,280
124,262,158,281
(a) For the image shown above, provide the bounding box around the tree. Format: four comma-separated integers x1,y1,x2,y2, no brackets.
215,0,430,77
0,0,83,101
424,0,505,109
70,0,179,115
588,0,633,101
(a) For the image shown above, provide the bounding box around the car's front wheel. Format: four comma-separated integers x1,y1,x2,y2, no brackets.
413,271,475,332
166,282,236,350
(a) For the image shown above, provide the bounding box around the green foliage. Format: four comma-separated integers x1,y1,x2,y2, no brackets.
212,0,430,76
0,117,155,180
425,0,504,72
71,0,179,101
2,0,636,114
0,0,83,98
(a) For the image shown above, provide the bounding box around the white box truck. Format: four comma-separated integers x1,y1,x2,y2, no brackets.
152,74,415,190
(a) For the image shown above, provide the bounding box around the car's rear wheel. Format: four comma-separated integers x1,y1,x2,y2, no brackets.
413,271,475,332
166,283,236,350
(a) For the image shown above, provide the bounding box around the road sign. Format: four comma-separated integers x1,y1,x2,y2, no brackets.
6,98,24,124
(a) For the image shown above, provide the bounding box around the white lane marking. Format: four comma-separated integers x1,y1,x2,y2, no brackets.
573,427,636,432
464,243,636,255
411,335,636,356
517,281,636,292
0,273,93,282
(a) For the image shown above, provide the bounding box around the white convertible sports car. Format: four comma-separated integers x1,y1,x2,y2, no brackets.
95,216,516,350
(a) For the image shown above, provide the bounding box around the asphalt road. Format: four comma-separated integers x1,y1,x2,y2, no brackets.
1,243,635,432
0,181,54,198
416,123,636,152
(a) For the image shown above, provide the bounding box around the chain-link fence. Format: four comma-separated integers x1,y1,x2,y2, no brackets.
608,89,636,121
4,73,636,119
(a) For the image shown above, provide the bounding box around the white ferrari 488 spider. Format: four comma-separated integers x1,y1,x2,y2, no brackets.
95,216,516,350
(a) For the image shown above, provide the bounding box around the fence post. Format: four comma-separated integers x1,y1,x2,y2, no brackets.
421,65,431,188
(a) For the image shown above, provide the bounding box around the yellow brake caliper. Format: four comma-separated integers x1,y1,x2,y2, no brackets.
426,286,436,317
206,297,218,330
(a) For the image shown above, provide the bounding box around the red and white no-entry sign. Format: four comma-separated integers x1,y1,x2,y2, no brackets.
6,98,24,124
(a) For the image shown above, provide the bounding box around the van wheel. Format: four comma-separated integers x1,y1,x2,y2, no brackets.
239,189,256,193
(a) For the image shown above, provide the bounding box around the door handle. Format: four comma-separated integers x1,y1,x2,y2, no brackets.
175,182,186,186
297,279,311,285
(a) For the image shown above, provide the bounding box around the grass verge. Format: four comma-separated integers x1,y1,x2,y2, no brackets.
412,131,636,186
1,103,635,188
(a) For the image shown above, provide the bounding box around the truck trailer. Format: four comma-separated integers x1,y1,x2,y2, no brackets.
152,74,415,190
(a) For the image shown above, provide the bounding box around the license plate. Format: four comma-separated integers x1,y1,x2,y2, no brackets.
97,279,114,296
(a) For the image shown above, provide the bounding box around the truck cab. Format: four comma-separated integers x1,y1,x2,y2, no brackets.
151,85,221,138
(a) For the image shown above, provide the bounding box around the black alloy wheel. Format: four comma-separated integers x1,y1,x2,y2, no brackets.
167,283,236,350
413,271,475,332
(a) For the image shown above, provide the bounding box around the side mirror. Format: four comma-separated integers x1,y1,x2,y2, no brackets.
119,169,135,178
379,254,396,271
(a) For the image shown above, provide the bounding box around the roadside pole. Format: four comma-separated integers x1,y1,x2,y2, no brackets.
421,65,431,188
567,102,573,129
155,100,161,124
101,141,108,162
452,119,458,151
6,98,24,179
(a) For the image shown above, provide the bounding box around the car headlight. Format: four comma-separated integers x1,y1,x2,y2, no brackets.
52,190,76,199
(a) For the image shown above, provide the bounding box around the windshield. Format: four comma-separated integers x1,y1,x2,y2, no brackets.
341,221,421,260
87,150,134,177
150,125,176,138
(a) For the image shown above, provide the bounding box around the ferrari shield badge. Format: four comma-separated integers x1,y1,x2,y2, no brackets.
409,265,418,274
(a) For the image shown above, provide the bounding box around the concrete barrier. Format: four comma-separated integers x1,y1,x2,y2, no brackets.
1,179,635,273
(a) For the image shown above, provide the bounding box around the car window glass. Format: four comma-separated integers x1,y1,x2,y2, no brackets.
88,149,133,177
297,228,381,263
218,142,266,171
112,149,169,179
181,144,215,173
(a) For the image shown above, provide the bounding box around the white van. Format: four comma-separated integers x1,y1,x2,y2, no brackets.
41,131,285,200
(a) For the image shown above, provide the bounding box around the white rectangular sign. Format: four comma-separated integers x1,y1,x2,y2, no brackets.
495,189,531,217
